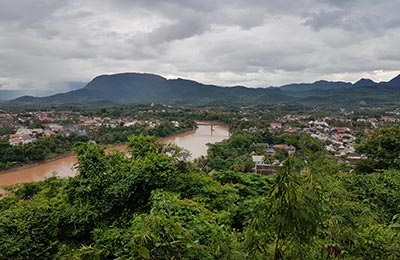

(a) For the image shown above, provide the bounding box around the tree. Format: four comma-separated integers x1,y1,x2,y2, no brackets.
92,190,244,260
357,125,400,171
128,135,162,159
246,155,325,259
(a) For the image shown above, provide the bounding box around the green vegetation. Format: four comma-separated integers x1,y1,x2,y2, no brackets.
0,134,88,170
7,72,400,108
1,129,400,259
201,131,326,173
357,125,400,172
89,120,195,144
0,119,193,171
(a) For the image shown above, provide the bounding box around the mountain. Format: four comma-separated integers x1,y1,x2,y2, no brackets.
0,90,25,100
0,81,85,101
10,73,290,106
280,80,351,92
9,72,400,107
387,74,400,86
353,78,377,88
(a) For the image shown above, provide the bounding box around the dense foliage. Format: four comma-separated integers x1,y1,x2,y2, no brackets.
1,133,399,259
357,125,400,172
201,131,326,173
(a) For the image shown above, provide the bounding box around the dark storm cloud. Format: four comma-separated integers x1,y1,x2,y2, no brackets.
0,0,399,92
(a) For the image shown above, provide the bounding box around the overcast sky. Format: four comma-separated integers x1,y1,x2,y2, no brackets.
1,0,400,95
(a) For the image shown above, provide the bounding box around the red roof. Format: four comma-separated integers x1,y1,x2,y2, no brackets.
284,129,297,134
336,127,346,133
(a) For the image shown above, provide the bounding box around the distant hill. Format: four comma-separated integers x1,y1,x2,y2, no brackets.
387,74,400,86
8,72,400,107
353,78,377,88
0,90,25,101
280,80,351,92
0,81,85,101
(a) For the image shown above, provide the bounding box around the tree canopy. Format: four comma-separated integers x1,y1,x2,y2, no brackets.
1,133,400,259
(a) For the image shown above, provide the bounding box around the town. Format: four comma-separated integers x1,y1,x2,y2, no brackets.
2,104,400,175
0,106,193,146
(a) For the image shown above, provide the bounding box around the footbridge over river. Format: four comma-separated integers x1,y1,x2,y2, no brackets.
195,121,228,132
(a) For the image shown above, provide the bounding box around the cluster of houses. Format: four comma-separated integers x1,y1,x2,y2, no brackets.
268,113,400,163
0,109,169,146
0,110,18,129
249,113,400,174
239,108,400,174
3,106,192,145
266,118,366,163
8,123,69,145
303,121,364,162
9,128,39,145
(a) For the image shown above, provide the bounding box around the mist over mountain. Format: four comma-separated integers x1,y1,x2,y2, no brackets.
0,90,26,101
0,81,86,102
7,72,400,107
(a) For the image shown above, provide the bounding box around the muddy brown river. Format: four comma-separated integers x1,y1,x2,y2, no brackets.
0,122,229,186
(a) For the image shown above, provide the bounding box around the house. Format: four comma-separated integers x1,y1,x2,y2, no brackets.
252,155,265,165
248,127,258,133
266,148,276,156
326,144,336,152
20,134,36,144
347,153,367,163
9,134,21,145
171,121,180,127
124,120,139,127
284,128,298,134
274,144,296,154
335,127,350,134
270,122,282,129
311,133,328,141
9,133,36,145
382,116,398,123
252,155,280,175
309,120,329,128
16,128,33,136
254,164,280,175
47,124,64,133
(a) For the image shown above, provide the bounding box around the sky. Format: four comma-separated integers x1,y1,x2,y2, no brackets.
1,0,400,96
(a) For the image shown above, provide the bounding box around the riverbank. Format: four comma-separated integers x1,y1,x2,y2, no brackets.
0,142,131,179
0,125,196,176
0,152,75,175
0,122,229,189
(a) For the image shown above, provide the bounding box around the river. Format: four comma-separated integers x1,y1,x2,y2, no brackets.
0,122,229,187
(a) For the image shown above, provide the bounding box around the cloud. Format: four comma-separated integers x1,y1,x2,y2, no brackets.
0,0,399,94
146,15,211,44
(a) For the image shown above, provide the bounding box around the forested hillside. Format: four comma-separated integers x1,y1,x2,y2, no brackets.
1,131,400,259
8,72,400,108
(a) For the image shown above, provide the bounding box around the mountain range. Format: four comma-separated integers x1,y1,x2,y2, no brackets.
0,81,85,101
6,72,400,107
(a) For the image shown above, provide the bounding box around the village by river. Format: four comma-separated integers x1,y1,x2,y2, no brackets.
0,122,229,187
